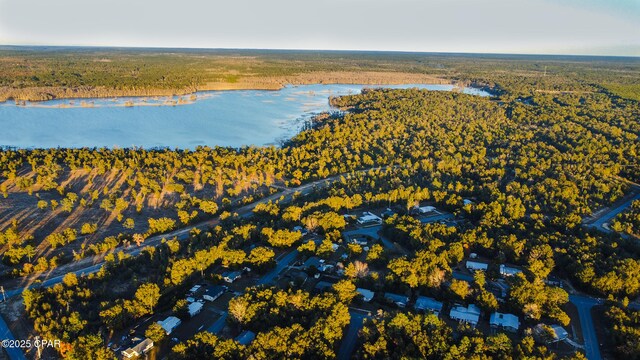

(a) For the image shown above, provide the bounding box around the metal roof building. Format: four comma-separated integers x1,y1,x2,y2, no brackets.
499,264,522,277
357,288,375,302
449,304,481,327
414,296,444,315
122,338,153,359
384,292,409,307
490,312,520,332
466,260,489,271
157,316,182,335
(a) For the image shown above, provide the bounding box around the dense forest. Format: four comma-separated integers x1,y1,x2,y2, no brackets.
1,47,639,102
0,51,639,359
612,200,640,237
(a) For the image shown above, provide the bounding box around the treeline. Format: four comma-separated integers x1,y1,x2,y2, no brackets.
1,49,639,102
16,80,640,358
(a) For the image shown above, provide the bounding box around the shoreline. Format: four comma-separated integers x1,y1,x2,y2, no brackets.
0,71,453,104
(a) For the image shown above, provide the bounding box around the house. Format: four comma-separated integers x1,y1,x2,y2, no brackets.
188,301,204,317
121,338,153,359
303,256,323,270
416,206,436,214
550,325,569,341
449,304,481,327
357,288,375,302
235,330,256,345
533,324,568,343
319,263,335,272
499,265,522,277
488,280,510,300
466,260,489,272
381,208,396,218
490,312,520,332
384,293,409,307
203,285,226,302
314,281,335,293
293,226,308,235
222,271,242,283
157,316,181,335
545,276,564,288
188,285,201,294
350,236,369,246
357,212,382,226
283,269,309,286
414,296,443,315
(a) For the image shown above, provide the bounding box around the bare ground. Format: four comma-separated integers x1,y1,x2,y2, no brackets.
0,166,219,277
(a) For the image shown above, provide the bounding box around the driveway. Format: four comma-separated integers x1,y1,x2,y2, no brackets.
337,311,369,360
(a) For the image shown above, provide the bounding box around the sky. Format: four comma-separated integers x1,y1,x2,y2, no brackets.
0,0,638,56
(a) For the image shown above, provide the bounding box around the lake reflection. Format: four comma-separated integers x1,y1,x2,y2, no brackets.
0,84,490,149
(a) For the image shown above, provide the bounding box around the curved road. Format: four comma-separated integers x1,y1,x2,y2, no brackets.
0,167,390,360
6,167,390,297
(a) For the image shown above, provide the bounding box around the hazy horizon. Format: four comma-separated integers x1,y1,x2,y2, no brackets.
1,0,638,57
1,44,639,59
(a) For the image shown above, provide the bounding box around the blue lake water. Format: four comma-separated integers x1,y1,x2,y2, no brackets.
0,84,490,149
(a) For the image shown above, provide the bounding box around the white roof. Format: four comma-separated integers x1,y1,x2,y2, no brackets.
418,206,436,212
357,288,375,302
188,301,203,315
122,338,153,358
157,316,181,334
466,261,489,270
490,312,520,329
414,296,443,312
358,212,382,223
499,265,522,276
449,304,481,325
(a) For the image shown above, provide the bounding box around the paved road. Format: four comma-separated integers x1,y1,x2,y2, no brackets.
584,191,640,231
207,312,228,334
6,167,388,294
0,167,393,360
4,263,103,299
257,250,299,286
0,315,26,360
570,294,603,360
337,311,369,360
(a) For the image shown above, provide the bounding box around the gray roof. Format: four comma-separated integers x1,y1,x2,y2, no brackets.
314,281,335,291
223,270,242,278
204,285,226,297
384,292,409,304
303,257,322,268
414,296,443,312
235,330,256,345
